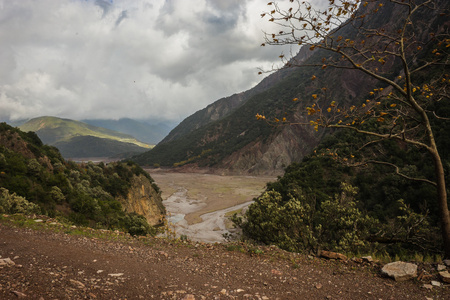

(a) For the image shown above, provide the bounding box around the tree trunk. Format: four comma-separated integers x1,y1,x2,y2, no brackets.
432,149,450,258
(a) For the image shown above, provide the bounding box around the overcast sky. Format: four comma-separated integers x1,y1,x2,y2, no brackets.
0,0,327,124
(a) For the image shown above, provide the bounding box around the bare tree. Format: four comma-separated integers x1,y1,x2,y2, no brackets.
259,0,450,256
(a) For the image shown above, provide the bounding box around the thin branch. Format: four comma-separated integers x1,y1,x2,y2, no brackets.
354,160,437,186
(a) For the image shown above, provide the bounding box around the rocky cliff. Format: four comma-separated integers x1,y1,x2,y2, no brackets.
118,174,165,226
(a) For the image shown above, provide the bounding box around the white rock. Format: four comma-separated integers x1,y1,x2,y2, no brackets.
108,273,124,277
362,256,373,263
431,280,441,287
381,261,417,281
437,264,446,271
0,258,15,266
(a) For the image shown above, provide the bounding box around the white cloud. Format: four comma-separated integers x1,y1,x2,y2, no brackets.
0,0,321,123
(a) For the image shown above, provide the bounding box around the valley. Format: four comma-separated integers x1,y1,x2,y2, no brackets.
149,170,274,243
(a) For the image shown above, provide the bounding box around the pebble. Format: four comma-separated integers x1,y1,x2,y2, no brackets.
437,264,446,271
431,281,441,287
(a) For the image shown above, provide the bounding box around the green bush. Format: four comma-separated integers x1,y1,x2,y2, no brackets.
0,188,41,215
122,213,155,236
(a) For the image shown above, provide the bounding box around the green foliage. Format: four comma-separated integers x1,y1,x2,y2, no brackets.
239,183,376,254
122,213,156,236
0,122,159,235
237,122,446,256
0,188,41,215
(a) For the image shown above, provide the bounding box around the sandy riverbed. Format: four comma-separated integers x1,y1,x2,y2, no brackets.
148,171,274,243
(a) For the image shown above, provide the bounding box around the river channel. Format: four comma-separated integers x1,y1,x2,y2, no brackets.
149,171,273,243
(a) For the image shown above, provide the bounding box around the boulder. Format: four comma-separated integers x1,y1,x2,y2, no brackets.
381,261,417,281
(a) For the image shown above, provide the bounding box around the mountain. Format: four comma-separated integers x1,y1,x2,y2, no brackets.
82,118,174,145
131,39,372,173
132,0,447,175
160,46,314,144
19,116,152,159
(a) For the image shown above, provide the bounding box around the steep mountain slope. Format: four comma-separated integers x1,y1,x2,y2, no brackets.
83,118,173,145
160,46,314,144
19,116,151,159
132,0,446,174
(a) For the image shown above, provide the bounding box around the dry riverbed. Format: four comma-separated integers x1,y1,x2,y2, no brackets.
148,170,274,243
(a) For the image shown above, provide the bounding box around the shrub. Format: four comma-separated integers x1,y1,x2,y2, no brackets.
0,187,41,214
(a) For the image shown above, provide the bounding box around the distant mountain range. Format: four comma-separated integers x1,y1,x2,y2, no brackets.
82,118,173,145
18,116,152,159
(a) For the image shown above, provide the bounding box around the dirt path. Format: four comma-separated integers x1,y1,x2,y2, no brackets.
1,220,447,300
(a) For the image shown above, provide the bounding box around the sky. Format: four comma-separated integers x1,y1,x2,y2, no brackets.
0,0,327,124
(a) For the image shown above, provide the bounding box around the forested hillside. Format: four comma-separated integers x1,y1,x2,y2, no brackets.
234,0,450,258
0,123,164,235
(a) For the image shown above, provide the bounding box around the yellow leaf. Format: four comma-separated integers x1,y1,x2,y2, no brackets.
312,94,318,99
327,107,331,112
293,98,298,101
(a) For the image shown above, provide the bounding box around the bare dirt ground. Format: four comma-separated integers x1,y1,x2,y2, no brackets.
1,217,448,300
149,171,274,243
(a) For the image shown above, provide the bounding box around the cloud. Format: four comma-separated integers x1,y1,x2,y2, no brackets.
0,0,320,123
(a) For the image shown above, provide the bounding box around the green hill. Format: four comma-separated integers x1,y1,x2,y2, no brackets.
0,122,163,235
19,116,152,159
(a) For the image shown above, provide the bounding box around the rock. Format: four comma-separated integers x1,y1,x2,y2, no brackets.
182,295,195,300
315,283,323,289
0,258,15,266
11,290,27,298
320,250,347,261
220,289,227,295
271,269,282,276
381,261,417,281
437,264,446,271
69,279,86,289
34,219,43,223
362,256,373,263
431,281,441,287
439,271,450,283
443,259,450,267
108,273,124,277
422,284,433,290
236,289,245,293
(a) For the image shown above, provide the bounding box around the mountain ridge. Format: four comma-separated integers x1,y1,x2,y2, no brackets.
19,116,152,159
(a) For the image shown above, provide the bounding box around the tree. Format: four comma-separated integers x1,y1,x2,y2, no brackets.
259,0,450,256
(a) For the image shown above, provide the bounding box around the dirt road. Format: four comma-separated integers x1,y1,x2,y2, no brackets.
1,219,446,299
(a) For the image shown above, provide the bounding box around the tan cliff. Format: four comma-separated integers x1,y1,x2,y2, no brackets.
118,174,165,226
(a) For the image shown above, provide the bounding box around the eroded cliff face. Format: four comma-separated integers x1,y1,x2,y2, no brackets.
118,174,165,226
220,115,323,175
